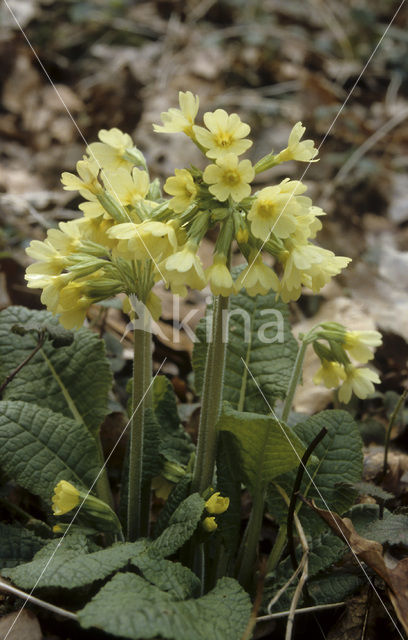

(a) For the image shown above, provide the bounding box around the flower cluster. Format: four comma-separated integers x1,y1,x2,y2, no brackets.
25,93,351,329
156,91,351,300
310,324,382,402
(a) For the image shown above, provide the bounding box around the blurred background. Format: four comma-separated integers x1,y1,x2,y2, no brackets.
0,0,407,410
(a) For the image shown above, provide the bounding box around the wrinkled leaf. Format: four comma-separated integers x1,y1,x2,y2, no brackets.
78,574,251,640
0,401,101,501
150,493,205,557
0,307,112,435
153,376,194,466
3,541,147,590
132,554,200,600
193,287,298,413
0,524,45,569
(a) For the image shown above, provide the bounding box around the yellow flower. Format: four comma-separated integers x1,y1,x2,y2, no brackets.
338,366,381,403
109,220,177,262
52,280,95,329
103,167,149,207
52,480,80,515
40,273,73,313
193,109,252,159
203,153,254,203
87,128,135,171
278,242,351,302
235,255,279,296
313,360,346,388
61,158,101,200
161,241,206,295
25,240,68,276
205,255,235,297
205,491,230,515
164,169,197,213
277,122,319,163
46,220,83,255
79,201,107,219
248,180,308,241
202,516,218,532
293,206,325,242
344,331,382,363
153,91,199,137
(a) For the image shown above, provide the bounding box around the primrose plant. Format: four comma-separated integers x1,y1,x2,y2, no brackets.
0,92,382,639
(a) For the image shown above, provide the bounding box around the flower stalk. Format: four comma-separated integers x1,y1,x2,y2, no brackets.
127,327,150,541
192,294,229,494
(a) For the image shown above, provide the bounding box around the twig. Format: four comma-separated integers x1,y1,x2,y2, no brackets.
257,601,346,622
0,335,45,395
285,513,309,640
287,427,327,570
267,559,305,614
0,579,77,620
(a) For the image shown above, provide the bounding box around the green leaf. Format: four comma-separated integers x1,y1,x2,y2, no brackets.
0,307,112,435
3,540,147,590
308,571,364,605
0,401,101,501
217,404,306,494
150,493,205,557
153,376,194,466
78,574,251,640
266,410,363,535
32,533,96,560
193,287,298,412
0,524,45,569
132,554,200,600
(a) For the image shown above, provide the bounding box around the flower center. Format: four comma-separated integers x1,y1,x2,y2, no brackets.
216,132,233,147
223,169,240,186
257,199,277,219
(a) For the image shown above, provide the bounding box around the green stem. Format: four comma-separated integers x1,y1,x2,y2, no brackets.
127,328,149,541
282,339,308,423
192,294,229,494
140,330,153,537
266,524,287,574
237,489,265,590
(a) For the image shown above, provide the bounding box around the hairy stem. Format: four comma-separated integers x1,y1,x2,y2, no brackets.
282,340,308,423
127,328,149,541
192,294,229,494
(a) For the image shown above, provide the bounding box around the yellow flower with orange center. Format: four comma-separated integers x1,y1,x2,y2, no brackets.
193,109,252,159
203,153,254,203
